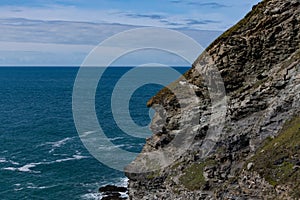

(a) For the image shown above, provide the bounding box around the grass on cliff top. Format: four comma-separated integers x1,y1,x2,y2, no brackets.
250,115,300,198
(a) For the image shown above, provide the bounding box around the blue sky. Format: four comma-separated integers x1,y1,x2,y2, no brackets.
0,0,261,66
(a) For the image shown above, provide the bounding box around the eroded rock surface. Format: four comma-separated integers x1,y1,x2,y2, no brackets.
126,0,300,199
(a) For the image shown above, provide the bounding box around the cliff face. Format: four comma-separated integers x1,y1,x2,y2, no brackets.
126,0,300,199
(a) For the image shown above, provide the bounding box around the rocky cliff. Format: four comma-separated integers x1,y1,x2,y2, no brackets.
126,0,300,199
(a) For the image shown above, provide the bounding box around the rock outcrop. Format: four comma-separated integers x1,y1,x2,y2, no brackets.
126,0,300,199
99,185,128,200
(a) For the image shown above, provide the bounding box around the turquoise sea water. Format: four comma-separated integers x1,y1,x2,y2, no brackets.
0,67,188,199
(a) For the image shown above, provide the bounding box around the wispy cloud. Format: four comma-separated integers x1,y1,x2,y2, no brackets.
125,13,165,20
186,2,228,8
169,0,228,8
0,5,231,31
170,0,181,4
0,18,222,66
0,0,261,66
0,18,136,45
160,19,184,26
185,19,221,25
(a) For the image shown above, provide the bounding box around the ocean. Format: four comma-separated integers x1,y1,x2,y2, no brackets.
0,67,188,199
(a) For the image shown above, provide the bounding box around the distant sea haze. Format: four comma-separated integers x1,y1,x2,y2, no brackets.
0,66,189,199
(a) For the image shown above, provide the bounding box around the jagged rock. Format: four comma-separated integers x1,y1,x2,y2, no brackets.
99,185,127,193
99,185,127,200
126,0,300,199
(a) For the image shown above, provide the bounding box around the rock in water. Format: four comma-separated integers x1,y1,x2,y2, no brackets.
99,185,127,200
126,0,300,199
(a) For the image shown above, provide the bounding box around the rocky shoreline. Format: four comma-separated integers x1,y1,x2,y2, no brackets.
99,185,128,200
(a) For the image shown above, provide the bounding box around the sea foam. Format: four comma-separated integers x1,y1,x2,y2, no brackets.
2,153,89,173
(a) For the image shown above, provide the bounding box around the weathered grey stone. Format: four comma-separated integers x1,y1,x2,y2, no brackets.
247,163,254,170
126,0,300,199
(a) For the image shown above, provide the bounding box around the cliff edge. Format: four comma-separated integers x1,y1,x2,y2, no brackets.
126,0,300,199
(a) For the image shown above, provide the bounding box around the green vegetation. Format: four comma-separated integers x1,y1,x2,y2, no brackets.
146,170,161,179
179,163,206,190
171,161,182,170
179,159,216,191
147,1,276,107
146,80,180,107
250,115,300,198
295,49,300,59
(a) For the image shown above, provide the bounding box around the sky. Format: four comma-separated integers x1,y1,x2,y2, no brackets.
0,0,261,66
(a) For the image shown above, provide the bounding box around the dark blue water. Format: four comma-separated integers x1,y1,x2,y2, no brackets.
0,67,188,199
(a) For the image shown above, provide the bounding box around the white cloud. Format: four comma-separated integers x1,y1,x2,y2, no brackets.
0,18,136,45
0,5,231,31
0,4,230,66
0,41,93,52
0,17,222,66
0,42,93,66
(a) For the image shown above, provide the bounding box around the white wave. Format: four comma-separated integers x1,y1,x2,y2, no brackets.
14,183,23,191
81,130,97,137
27,185,47,189
54,157,78,163
81,193,102,200
73,155,89,160
120,192,128,198
51,137,73,148
10,160,20,165
110,137,124,141
3,167,17,171
97,144,126,151
14,187,24,191
26,183,55,190
40,137,74,147
38,137,74,153
3,163,41,173
19,163,39,172
0,158,20,165
2,153,89,173
116,177,129,187
116,177,129,199
55,155,89,163
49,137,74,153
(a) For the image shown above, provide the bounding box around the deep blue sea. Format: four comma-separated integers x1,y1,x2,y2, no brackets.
0,67,188,199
